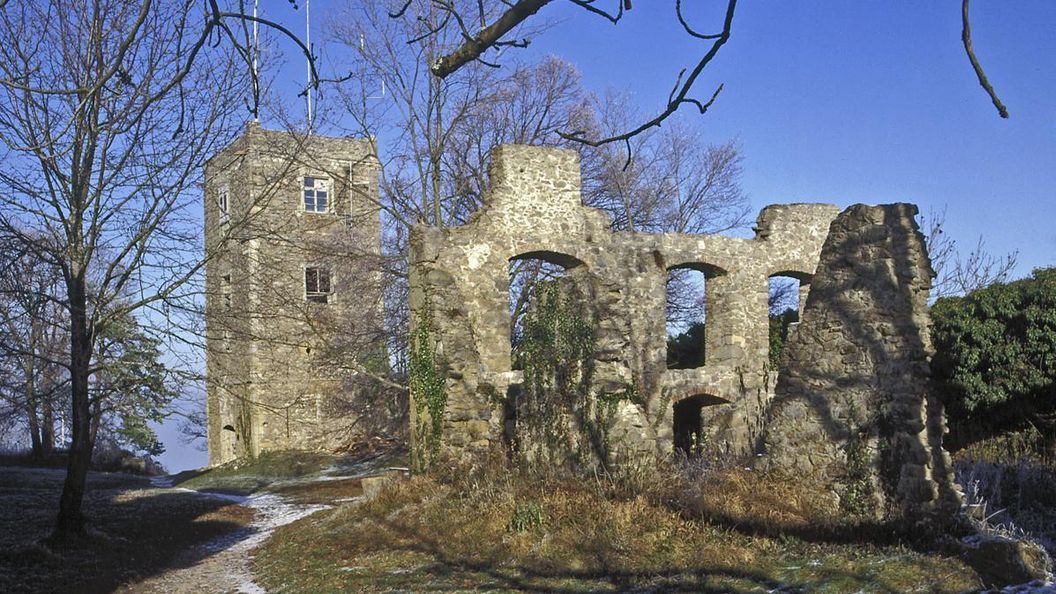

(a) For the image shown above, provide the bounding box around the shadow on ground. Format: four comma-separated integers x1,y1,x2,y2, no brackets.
0,466,254,594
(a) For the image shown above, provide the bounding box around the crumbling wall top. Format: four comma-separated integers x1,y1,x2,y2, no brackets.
486,144,581,207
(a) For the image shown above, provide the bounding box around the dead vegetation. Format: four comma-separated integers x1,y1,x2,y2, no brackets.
953,428,1056,555
255,455,982,593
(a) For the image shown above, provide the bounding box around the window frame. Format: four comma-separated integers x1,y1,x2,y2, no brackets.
304,265,332,304
217,185,230,225
302,175,331,214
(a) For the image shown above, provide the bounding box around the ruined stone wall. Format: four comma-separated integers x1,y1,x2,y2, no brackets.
759,204,961,521
408,144,839,467
205,124,383,465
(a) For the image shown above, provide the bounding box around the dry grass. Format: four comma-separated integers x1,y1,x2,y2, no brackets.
953,431,1056,555
269,477,365,504
0,466,252,594
255,458,982,593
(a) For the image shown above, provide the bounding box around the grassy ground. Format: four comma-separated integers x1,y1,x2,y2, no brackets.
255,460,983,593
0,465,252,594
171,450,339,495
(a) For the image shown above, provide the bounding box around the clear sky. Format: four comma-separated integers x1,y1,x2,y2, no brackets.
154,0,1055,472
521,1,1056,272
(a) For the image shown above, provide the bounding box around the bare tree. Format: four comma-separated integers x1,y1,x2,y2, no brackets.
921,207,1018,298
326,3,578,371
328,3,748,361
0,235,67,457
0,0,246,538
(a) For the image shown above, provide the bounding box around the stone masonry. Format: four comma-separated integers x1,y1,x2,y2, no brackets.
204,123,383,465
408,144,839,466
759,204,962,521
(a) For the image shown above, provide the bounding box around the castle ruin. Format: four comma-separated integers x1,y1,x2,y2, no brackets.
201,135,961,519
408,144,960,519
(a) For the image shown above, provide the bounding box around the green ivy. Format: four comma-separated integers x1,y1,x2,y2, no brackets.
840,431,876,517
516,280,600,469
838,401,880,517
409,304,446,472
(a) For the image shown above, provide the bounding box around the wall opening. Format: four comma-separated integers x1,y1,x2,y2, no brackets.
768,273,810,366
508,251,583,368
673,394,727,457
666,264,723,370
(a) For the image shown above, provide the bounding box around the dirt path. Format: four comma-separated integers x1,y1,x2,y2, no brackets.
124,480,330,594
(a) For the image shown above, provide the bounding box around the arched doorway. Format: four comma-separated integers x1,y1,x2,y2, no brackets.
673,394,728,457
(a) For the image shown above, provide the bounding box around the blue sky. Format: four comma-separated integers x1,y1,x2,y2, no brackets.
155,1,1055,472
522,1,1055,271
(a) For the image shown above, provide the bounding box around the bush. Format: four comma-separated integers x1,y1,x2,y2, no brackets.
931,267,1056,456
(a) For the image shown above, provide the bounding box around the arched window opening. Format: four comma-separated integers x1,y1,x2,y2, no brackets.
768,273,810,366
673,394,727,457
508,251,583,368
666,266,710,369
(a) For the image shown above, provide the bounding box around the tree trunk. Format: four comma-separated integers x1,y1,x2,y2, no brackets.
89,396,101,450
41,326,61,455
54,277,93,538
25,346,42,457
41,394,56,456
27,393,42,458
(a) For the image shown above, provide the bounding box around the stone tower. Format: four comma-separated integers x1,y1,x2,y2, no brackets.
204,123,382,465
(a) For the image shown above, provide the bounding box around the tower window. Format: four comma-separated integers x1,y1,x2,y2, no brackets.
218,186,230,224
305,266,331,303
303,176,329,213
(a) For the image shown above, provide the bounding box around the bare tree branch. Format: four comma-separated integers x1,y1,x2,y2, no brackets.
559,0,736,149
961,0,1009,118
429,0,552,78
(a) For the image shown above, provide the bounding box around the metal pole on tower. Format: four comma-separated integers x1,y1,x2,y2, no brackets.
252,0,259,122
305,0,313,133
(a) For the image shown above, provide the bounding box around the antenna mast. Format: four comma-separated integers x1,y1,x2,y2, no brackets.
305,0,313,132
252,0,259,121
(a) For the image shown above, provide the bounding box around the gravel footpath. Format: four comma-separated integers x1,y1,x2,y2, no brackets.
123,478,330,594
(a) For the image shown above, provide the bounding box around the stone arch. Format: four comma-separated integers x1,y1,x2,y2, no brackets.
672,393,730,456
666,261,728,277
769,268,813,318
509,249,586,270
768,269,812,282
506,249,588,366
